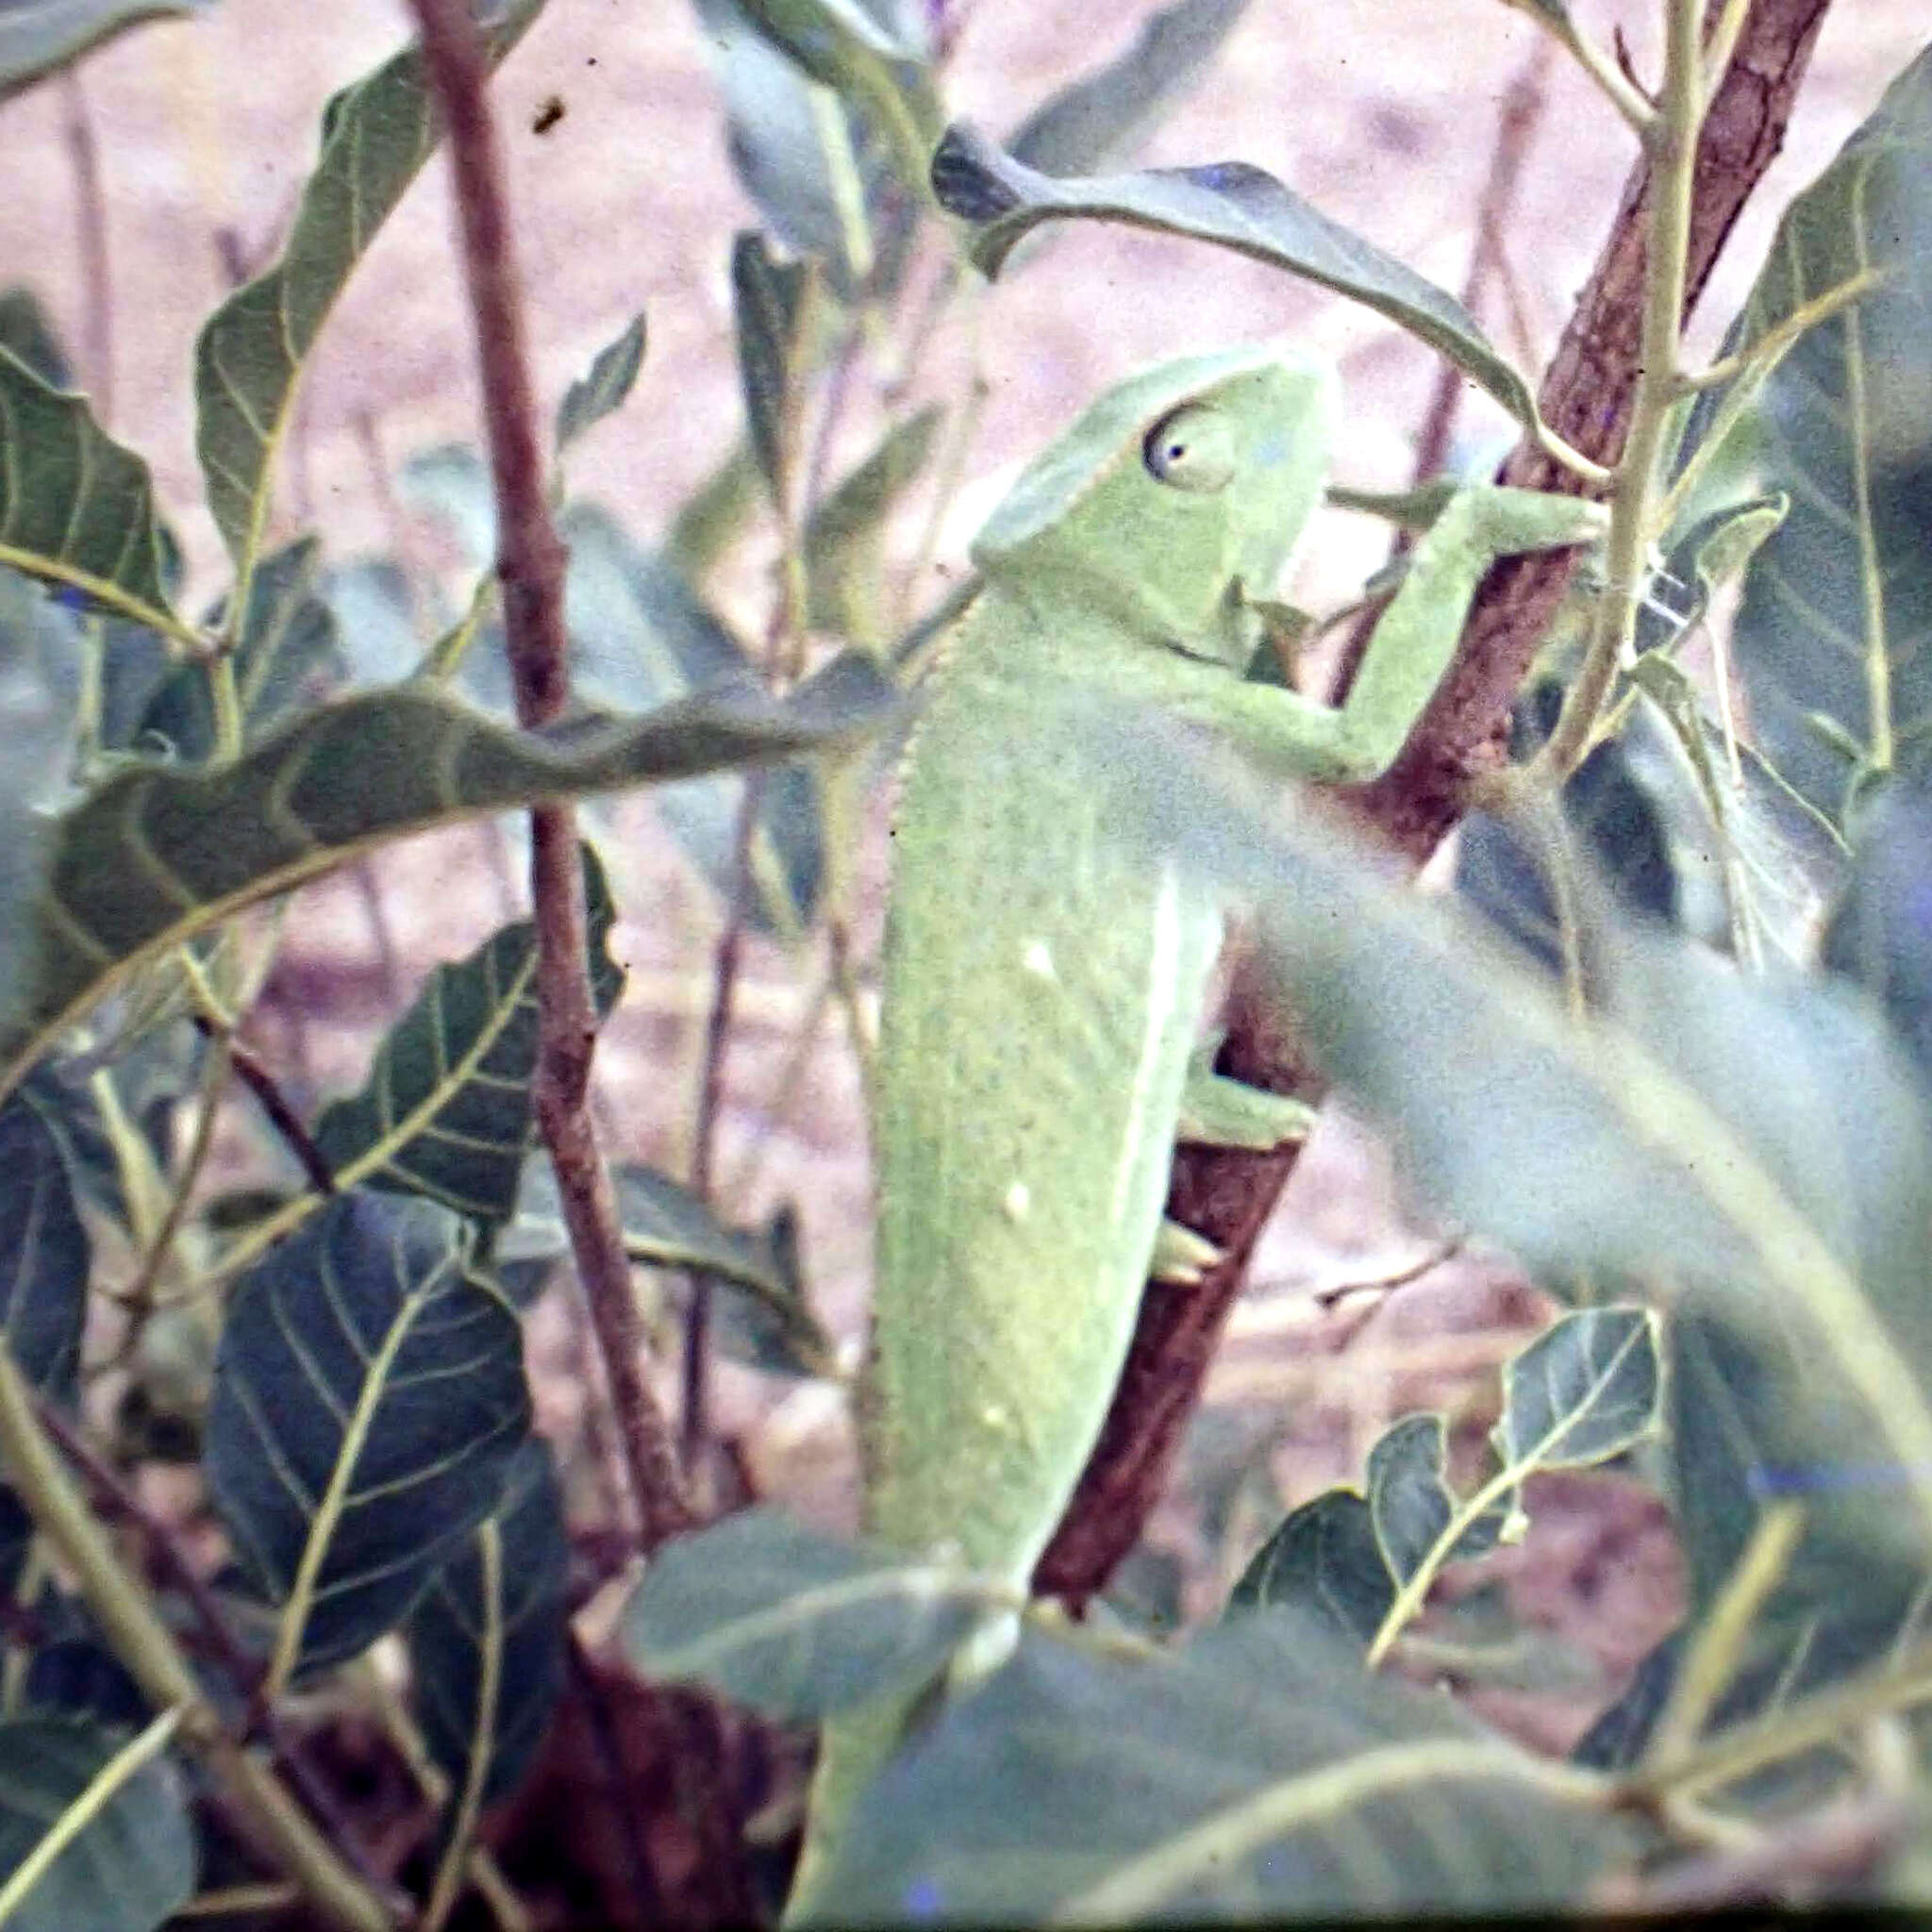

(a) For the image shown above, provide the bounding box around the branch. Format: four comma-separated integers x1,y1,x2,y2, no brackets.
1034,0,1836,1607
405,0,692,1550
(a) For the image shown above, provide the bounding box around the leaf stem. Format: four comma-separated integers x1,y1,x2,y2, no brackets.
405,0,691,1549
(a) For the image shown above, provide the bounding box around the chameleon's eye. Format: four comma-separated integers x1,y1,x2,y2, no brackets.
1141,404,1237,492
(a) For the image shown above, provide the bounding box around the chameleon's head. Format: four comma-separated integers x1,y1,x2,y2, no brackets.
970,345,1340,655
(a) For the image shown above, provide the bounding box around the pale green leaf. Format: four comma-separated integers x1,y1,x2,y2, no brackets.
804,403,941,649
1708,47,1932,822
0,1716,193,1932
800,1613,1627,1924
621,1507,1002,1721
555,311,646,455
0,656,895,1101
205,1191,528,1683
0,0,210,100
732,230,814,508
1007,0,1253,177
0,352,177,636
929,123,1540,430
193,0,544,575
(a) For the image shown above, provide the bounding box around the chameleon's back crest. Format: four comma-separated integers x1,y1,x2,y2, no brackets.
970,345,1340,648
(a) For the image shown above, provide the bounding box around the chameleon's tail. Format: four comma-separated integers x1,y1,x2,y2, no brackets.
783,1609,1022,1924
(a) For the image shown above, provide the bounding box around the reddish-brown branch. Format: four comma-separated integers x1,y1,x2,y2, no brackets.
406,0,691,1550
1034,0,1835,1606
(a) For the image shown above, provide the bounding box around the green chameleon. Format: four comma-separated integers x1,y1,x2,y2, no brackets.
791,343,1604,1912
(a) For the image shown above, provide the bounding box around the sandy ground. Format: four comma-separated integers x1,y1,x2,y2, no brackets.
3,0,1925,1673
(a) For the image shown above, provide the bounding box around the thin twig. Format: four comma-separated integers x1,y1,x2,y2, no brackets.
192,1015,338,1198
59,69,113,424
405,0,691,1549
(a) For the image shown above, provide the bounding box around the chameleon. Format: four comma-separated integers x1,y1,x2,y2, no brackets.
790,342,1605,1913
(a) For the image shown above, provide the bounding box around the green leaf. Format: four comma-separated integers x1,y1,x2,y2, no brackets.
1367,1413,1509,1581
0,657,895,1102
0,1716,194,1932
804,403,941,650
929,123,1540,430
799,1613,1628,1924
138,537,348,760
732,231,814,508
1824,778,1932,1093
312,843,623,1224
204,1191,529,1685
0,1091,88,1406
0,290,71,388
0,352,178,637
1007,0,1253,177
1495,1307,1659,1470
408,1437,568,1809
193,0,543,578
1091,712,1932,1582
555,311,647,455
0,0,210,100
1227,1489,1391,1645
1708,47,1932,823
621,1507,1002,1722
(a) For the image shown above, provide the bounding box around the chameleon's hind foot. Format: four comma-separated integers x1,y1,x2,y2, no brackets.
1178,1059,1316,1151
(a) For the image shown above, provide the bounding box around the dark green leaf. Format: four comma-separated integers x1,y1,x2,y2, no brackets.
930,124,1539,429
732,232,814,508
193,0,544,573
0,1488,31,1602
1367,1413,1508,1581
138,537,347,760
0,0,210,99
0,1716,193,1932
0,290,70,388
1824,778,1932,1094
1226,1489,1391,1645
555,311,646,455
621,1507,1001,1721
1709,48,1932,823
804,404,941,649
1007,0,1253,177
409,1437,567,1808
799,1613,1627,1924
1495,1307,1660,1470
0,658,895,1097
0,352,176,631
205,1191,529,1681
0,1091,87,1405
313,844,623,1223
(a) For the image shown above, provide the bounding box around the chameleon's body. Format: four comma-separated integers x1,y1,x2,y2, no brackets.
791,346,1603,1913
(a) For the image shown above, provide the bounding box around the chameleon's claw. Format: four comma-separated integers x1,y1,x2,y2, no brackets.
1153,1216,1224,1285
1179,1060,1317,1150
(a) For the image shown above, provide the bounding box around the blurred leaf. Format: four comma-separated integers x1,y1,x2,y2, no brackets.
1227,1490,1391,1645
409,1437,568,1810
0,657,895,1099
930,124,1540,431
732,231,814,509
1007,0,1253,177
1495,1307,1659,1469
0,1487,31,1602
320,557,422,687
1824,779,1932,1093
0,352,177,635
622,1507,1002,1722
804,403,941,650
0,1715,193,1932
664,441,761,583
0,0,211,100
0,289,70,388
555,311,646,455
313,843,623,1224
1091,710,1932,1588
799,1612,1627,1924
1368,1413,1508,1581
138,537,347,759
193,0,544,575
205,1191,528,1684
0,1091,88,1406
1705,48,1932,823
